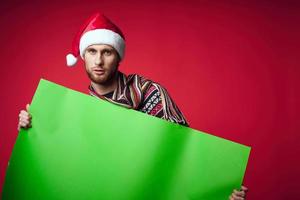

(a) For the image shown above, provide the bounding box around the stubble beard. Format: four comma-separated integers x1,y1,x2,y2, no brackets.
86,66,119,86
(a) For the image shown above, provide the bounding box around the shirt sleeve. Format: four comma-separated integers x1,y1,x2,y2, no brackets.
139,83,189,127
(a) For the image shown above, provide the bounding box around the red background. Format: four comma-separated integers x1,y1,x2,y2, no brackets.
0,0,299,199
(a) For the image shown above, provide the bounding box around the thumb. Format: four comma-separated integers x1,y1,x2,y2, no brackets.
26,104,30,112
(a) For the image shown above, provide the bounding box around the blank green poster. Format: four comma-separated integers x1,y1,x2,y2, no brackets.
3,79,250,200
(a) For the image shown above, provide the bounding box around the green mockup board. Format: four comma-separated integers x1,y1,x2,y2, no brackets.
3,79,250,200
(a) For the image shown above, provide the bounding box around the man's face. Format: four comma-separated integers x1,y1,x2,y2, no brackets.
83,44,120,85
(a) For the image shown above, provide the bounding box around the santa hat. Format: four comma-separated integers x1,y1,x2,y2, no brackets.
66,12,125,67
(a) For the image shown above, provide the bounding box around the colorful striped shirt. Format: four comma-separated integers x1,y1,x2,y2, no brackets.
88,71,189,126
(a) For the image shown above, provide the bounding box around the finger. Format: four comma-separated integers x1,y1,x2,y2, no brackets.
26,104,30,112
20,110,30,117
19,116,31,122
241,185,248,192
20,121,31,128
19,113,29,119
232,193,244,200
20,119,30,125
19,112,31,120
19,121,27,128
25,110,32,119
233,189,245,197
22,118,30,124
20,110,27,115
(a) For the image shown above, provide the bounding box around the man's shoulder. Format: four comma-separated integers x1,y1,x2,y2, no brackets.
121,72,189,127
126,73,151,83
125,73,164,89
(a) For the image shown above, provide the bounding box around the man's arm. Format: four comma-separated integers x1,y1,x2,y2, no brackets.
139,83,189,127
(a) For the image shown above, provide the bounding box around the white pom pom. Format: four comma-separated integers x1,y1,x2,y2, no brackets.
66,54,78,67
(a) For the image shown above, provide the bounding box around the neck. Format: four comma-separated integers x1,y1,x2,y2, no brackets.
91,72,119,95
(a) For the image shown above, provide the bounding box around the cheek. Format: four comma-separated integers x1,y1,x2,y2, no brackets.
84,57,94,69
104,59,117,70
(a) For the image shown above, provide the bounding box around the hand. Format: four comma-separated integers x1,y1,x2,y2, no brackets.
18,104,32,131
229,185,248,200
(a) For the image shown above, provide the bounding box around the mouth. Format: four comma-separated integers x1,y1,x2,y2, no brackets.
93,68,105,75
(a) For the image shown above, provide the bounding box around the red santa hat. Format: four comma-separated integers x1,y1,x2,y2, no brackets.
66,12,125,67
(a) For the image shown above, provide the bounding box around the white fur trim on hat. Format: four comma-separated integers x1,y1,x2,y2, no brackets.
66,53,78,67
79,29,125,60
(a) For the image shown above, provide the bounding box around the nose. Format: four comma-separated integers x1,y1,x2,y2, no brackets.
95,52,103,66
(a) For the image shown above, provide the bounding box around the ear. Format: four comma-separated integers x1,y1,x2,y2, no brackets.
82,51,88,62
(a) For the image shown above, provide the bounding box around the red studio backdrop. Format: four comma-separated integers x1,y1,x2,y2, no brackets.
0,0,299,199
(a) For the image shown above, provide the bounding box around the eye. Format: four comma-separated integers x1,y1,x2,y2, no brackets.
103,50,112,56
87,48,97,54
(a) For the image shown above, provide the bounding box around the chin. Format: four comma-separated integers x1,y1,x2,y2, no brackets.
87,70,117,85
92,77,108,84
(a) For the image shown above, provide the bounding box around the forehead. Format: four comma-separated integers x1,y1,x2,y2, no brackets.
86,44,114,50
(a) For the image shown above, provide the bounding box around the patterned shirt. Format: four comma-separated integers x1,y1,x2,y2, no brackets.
88,71,189,126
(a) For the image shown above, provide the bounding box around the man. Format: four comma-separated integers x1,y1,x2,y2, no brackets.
18,12,248,199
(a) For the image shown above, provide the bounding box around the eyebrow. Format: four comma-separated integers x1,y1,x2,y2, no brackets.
86,47,96,51
102,47,114,51
86,47,114,51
